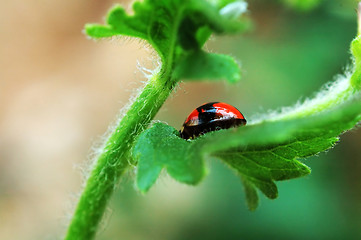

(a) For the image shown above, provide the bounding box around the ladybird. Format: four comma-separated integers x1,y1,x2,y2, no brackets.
179,102,246,139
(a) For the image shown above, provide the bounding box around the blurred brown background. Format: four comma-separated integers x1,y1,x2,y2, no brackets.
1,0,361,239
0,1,144,239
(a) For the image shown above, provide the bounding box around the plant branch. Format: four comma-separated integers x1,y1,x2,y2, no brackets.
64,68,177,240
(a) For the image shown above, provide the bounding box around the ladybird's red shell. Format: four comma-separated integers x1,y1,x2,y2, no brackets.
180,102,246,139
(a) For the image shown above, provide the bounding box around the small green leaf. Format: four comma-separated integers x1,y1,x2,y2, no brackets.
85,0,249,83
85,0,247,54
173,50,241,83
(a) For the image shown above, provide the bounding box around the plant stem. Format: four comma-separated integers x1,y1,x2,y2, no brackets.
64,68,176,240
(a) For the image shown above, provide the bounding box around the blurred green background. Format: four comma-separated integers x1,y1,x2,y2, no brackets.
1,0,361,239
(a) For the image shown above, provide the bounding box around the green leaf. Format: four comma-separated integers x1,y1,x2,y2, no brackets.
133,123,206,193
133,99,361,209
173,50,241,83
85,0,249,83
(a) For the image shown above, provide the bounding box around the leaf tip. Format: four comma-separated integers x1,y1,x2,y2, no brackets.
84,23,97,37
84,24,116,38
302,165,312,176
136,178,152,194
106,3,124,18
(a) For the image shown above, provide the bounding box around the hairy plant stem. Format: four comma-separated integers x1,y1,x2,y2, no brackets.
64,68,177,240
